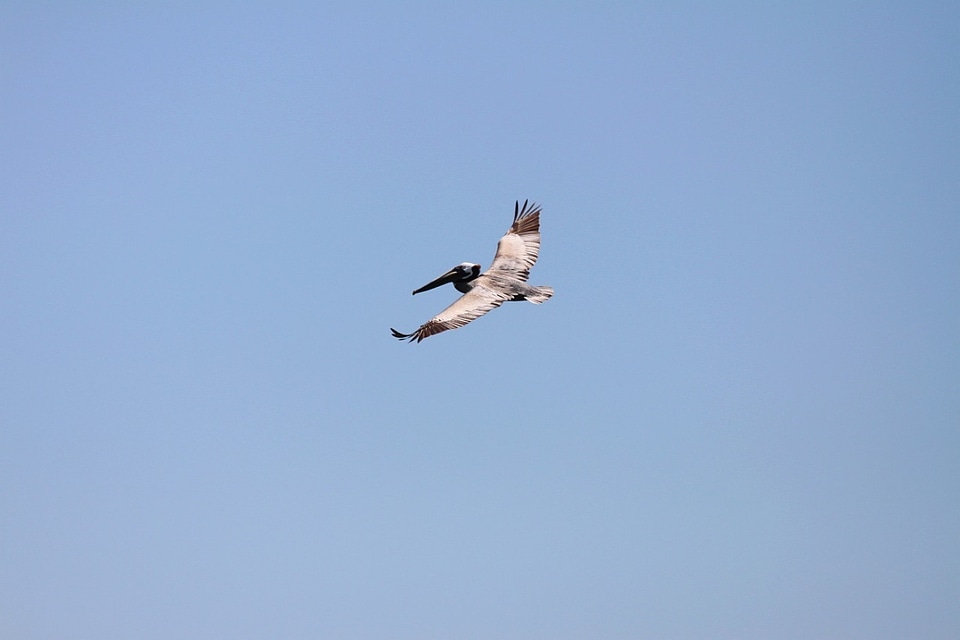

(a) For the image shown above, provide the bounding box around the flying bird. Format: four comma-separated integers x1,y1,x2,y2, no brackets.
391,200,554,342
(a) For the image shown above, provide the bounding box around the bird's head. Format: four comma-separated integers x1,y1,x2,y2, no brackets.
412,262,481,295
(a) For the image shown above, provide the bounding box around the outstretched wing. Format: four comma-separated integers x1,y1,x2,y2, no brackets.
486,200,542,281
390,278,511,343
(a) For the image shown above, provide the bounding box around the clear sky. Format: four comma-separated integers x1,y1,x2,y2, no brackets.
2,3,958,639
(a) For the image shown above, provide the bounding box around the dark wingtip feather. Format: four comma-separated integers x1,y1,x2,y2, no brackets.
516,199,538,219
510,199,541,234
394,328,424,343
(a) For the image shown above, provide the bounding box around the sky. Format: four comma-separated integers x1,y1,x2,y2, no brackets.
1,2,958,638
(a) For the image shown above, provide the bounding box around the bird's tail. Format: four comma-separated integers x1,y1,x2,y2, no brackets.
526,286,554,304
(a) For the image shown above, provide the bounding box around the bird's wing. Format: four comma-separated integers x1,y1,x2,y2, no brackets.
391,278,511,342
485,200,542,282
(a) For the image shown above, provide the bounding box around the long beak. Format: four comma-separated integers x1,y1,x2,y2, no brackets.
412,268,459,295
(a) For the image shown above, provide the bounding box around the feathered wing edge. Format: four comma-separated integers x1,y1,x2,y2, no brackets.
487,199,542,280
390,327,417,342
390,282,510,343
512,199,541,231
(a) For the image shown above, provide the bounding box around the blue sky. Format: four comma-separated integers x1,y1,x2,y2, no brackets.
2,3,958,638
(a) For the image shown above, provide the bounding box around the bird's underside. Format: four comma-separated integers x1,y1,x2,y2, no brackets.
391,200,553,343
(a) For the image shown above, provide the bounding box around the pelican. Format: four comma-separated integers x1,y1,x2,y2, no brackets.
391,199,554,342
